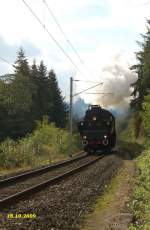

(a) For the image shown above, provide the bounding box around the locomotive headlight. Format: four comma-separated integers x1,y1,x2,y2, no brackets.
93,116,96,121
81,122,83,126
104,135,107,138
83,135,87,139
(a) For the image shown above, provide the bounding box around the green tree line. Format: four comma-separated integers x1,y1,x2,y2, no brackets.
128,20,150,230
129,20,150,139
131,19,150,111
0,48,67,141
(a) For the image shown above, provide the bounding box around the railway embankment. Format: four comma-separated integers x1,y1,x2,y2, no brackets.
0,153,122,230
129,147,150,229
118,141,150,228
81,159,135,230
0,141,145,229
80,141,143,230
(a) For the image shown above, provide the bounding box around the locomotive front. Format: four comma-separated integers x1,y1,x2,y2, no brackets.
77,105,116,153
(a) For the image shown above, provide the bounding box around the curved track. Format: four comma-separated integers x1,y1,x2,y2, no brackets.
0,152,86,187
0,154,104,209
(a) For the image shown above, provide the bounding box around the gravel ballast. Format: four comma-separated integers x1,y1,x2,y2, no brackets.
0,153,122,230
0,155,95,200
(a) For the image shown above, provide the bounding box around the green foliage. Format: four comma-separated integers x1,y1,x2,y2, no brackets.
127,90,150,229
119,110,144,145
14,47,30,76
130,149,150,229
123,20,150,229
120,116,137,142
0,118,80,169
142,93,150,144
0,48,67,140
47,70,67,127
118,140,143,159
130,20,150,111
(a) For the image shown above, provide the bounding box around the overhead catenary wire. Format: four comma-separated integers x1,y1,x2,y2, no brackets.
73,79,103,84
22,0,85,77
42,0,95,78
0,56,13,67
84,92,113,95
43,0,84,64
73,82,103,97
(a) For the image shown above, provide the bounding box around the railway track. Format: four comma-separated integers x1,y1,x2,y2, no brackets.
0,153,105,209
0,151,86,187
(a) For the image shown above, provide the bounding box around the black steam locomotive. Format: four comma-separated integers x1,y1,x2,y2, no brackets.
77,105,116,153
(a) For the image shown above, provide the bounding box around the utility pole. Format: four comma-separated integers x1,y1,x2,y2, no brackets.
69,77,73,157
68,78,104,157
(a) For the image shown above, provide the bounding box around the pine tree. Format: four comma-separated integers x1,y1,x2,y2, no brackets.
130,20,150,111
31,59,38,80
48,70,66,127
30,59,40,120
14,47,30,76
36,61,50,118
0,48,68,140
7,48,36,137
0,80,8,140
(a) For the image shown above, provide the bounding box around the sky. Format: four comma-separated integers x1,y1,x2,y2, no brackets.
0,0,149,107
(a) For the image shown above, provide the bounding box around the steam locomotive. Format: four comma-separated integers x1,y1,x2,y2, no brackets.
77,105,116,153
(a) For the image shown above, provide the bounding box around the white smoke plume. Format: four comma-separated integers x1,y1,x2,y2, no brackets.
96,55,137,112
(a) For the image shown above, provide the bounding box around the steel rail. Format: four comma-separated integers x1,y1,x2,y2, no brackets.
0,152,86,188
0,154,104,209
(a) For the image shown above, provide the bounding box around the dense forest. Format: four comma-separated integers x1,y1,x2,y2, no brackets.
0,48,67,141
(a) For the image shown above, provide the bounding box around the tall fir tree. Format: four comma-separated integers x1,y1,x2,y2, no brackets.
30,59,40,120
7,48,36,137
48,70,66,127
130,20,150,111
0,48,67,140
14,47,30,76
37,61,50,118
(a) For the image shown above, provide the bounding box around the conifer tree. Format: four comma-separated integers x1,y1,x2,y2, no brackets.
37,61,50,118
0,48,67,140
48,70,66,127
14,47,30,76
130,20,150,111
8,48,36,137
30,59,40,120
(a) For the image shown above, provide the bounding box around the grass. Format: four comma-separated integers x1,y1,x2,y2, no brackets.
118,140,144,159
0,118,81,172
129,148,150,230
82,161,133,230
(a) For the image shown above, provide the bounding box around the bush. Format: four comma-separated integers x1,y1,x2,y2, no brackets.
130,149,150,229
0,118,81,169
127,94,150,229
120,116,137,143
142,101,150,146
